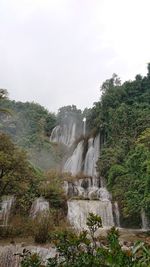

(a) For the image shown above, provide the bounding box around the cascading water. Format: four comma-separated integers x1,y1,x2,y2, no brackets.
63,134,100,177
93,134,100,177
68,200,114,231
50,122,77,147
68,123,76,146
113,202,120,227
63,141,84,176
62,131,118,230
0,196,14,226
64,177,114,230
30,197,49,218
83,117,86,136
84,138,95,177
84,134,100,177
50,119,120,230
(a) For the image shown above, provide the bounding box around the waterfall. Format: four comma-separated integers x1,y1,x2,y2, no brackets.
63,141,84,176
63,134,100,177
0,196,14,226
63,132,116,230
65,177,114,230
68,123,76,146
30,197,49,218
84,138,95,176
113,202,120,227
93,134,100,176
68,200,114,230
50,122,76,147
141,209,149,230
50,120,120,230
50,125,61,143
83,117,86,136
84,134,100,177
64,178,111,201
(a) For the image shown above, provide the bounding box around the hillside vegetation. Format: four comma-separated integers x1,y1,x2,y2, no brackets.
86,66,150,226
0,91,65,170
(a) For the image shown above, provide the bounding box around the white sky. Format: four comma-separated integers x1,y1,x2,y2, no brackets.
0,0,150,112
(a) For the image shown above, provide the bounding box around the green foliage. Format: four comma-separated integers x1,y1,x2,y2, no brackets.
0,133,40,198
0,132,43,220
0,89,12,115
57,105,82,125
0,99,56,140
0,99,60,170
87,212,102,240
87,65,150,224
98,145,125,178
109,140,150,221
20,213,150,267
108,164,126,188
136,128,150,149
38,170,67,213
6,215,35,237
20,250,42,267
34,214,53,244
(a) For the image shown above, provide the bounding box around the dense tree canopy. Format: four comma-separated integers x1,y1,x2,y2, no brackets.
87,64,150,225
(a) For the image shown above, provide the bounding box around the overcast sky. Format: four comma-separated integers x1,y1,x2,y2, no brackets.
0,0,150,113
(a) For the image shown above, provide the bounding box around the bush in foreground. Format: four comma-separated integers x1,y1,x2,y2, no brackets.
20,213,150,267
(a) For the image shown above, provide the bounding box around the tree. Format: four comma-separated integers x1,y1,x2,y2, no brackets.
0,133,39,197
0,97,61,170
136,128,150,149
20,213,150,267
147,63,150,78
101,73,121,93
0,89,8,100
0,89,11,115
57,105,82,125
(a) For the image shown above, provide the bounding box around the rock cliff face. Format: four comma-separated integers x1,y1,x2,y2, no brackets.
63,135,100,177
64,177,114,230
54,121,117,230
49,117,149,231
50,122,77,147
67,200,114,230
30,197,50,218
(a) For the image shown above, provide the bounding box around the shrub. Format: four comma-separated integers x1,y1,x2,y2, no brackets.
34,214,53,244
21,213,150,267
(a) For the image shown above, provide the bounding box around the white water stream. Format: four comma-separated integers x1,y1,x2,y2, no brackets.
50,122,76,147
68,200,114,231
64,177,114,230
30,197,49,218
63,141,84,176
62,131,120,230
0,196,14,226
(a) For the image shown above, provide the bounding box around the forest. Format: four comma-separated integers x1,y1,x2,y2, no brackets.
86,68,150,226
0,65,150,266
